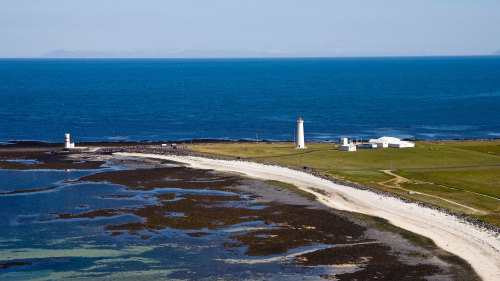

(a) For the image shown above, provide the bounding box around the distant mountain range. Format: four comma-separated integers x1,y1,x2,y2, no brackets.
41,49,330,59
38,49,500,58
39,49,452,59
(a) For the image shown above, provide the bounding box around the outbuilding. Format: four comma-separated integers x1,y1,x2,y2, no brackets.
370,136,414,148
389,141,415,148
340,144,357,151
369,138,388,148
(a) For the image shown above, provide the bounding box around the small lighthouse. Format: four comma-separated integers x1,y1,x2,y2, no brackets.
64,133,71,149
64,133,75,149
296,117,306,149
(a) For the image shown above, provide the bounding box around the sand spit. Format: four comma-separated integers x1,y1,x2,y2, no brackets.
116,152,500,281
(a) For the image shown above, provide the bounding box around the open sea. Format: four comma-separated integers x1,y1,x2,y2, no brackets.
1,57,500,142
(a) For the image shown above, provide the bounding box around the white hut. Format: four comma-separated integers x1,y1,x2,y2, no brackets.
340,143,357,151
339,137,356,151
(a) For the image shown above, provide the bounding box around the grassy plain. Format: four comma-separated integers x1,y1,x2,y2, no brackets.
188,140,500,226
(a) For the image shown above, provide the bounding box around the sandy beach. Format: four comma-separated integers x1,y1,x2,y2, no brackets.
117,152,500,281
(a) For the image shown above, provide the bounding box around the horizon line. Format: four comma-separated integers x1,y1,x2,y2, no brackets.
1,54,499,60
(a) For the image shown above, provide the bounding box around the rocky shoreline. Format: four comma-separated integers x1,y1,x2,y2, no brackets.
92,144,500,235
1,143,476,280
2,140,498,235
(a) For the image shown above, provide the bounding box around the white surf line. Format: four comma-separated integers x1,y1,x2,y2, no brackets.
115,153,500,281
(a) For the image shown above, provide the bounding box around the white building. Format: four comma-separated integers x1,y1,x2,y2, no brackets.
340,143,357,151
369,138,388,148
295,117,306,149
370,136,414,148
389,140,415,148
339,137,356,151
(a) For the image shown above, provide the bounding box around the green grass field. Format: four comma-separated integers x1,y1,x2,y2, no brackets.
395,167,500,198
188,140,500,226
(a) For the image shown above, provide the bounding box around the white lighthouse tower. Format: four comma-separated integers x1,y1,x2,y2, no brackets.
296,117,306,149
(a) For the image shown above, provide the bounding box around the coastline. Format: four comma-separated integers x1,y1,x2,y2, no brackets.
2,137,500,146
3,140,497,229
116,152,500,281
1,140,499,279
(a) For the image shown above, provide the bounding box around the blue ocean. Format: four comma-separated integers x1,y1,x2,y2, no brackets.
1,57,499,142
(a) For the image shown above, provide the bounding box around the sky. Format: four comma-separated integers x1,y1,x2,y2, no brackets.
1,0,500,58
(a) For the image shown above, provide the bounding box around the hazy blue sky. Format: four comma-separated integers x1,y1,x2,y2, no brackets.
1,0,500,57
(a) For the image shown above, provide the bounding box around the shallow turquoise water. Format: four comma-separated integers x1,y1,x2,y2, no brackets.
0,169,342,280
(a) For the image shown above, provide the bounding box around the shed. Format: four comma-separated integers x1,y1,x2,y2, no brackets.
340,144,357,151
389,141,415,148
